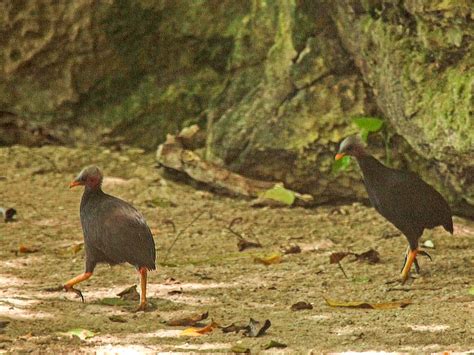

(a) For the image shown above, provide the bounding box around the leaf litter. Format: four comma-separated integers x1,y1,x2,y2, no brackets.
167,311,209,326
180,321,219,337
254,253,282,265
324,297,411,309
291,301,313,311
225,217,262,252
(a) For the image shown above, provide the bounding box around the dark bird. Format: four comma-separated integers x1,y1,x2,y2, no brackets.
335,135,453,283
65,166,156,310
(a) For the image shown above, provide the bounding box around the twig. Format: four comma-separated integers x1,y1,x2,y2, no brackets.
163,211,207,264
337,261,349,279
386,286,442,292
226,217,262,251
163,219,177,233
227,217,245,241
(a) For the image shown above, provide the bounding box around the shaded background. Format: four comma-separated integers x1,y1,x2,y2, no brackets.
0,0,472,215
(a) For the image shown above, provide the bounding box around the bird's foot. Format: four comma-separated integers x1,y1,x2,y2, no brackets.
64,285,85,303
134,301,148,312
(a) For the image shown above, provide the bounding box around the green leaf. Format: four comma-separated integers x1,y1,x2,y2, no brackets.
61,328,96,340
469,287,474,296
264,340,288,350
352,117,384,132
332,155,352,173
230,345,251,353
259,184,295,205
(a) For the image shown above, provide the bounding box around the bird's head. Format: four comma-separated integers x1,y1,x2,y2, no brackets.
70,166,103,189
335,135,366,160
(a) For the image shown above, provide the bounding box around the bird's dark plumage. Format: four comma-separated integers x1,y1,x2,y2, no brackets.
336,135,453,282
80,188,156,273
357,155,453,249
64,166,156,310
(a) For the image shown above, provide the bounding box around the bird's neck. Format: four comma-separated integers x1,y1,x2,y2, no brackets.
83,186,104,200
355,154,387,180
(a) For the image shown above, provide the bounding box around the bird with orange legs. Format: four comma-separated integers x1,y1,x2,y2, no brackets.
335,136,453,283
64,166,156,311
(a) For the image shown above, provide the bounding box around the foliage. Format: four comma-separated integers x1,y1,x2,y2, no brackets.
332,116,384,173
259,184,296,205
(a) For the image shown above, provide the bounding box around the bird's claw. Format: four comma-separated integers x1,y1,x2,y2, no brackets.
418,250,432,261
64,285,85,303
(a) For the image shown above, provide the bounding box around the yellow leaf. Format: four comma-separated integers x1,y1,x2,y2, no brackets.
180,321,218,337
324,297,411,309
254,253,282,265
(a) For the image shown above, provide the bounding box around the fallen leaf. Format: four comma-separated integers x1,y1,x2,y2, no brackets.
117,285,140,301
254,253,282,265
60,328,96,340
324,297,411,309
283,245,301,254
354,249,380,264
220,322,247,333
258,184,296,206
18,245,39,253
180,321,218,336
264,340,287,350
167,311,209,326
423,240,435,249
329,252,351,264
108,315,127,323
244,318,271,337
238,238,262,252
291,301,313,311
230,345,251,353
0,207,15,222
2,208,16,222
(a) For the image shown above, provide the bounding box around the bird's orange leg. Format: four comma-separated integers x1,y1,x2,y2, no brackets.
63,272,92,302
136,267,148,311
401,249,418,284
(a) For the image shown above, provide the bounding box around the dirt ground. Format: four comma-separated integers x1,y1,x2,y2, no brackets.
0,145,473,353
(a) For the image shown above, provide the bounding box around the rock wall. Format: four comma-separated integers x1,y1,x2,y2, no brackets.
0,0,472,215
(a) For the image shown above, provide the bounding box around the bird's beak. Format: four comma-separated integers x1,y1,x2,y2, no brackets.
69,180,82,188
335,153,345,160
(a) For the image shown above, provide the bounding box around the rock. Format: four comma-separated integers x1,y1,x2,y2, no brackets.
1,0,472,215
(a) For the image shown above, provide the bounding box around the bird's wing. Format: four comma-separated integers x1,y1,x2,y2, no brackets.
95,195,156,269
376,170,451,234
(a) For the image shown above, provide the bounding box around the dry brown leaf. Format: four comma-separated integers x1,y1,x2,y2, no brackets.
354,249,380,264
238,238,262,252
167,311,209,326
254,253,282,265
329,252,350,264
324,297,411,309
290,301,313,311
180,321,218,336
18,245,39,253
283,245,301,255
